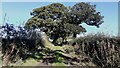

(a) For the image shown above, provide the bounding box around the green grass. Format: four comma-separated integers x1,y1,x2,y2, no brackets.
52,62,66,66
10,58,39,66
0,58,2,67
21,58,38,66
52,62,66,68
0,52,2,67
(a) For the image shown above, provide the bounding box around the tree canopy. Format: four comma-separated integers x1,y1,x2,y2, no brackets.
25,2,104,45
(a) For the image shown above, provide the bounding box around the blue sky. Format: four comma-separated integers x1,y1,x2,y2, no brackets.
1,2,118,36
1,0,119,2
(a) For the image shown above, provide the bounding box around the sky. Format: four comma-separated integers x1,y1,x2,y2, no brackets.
0,2,118,36
0,0,119,2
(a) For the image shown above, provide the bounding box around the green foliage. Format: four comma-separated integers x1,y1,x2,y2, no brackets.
34,52,43,59
70,2,104,27
25,2,104,45
54,52,64,63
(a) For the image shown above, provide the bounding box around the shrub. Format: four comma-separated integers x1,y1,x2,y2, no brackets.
72,33,120,67
0,23,43,66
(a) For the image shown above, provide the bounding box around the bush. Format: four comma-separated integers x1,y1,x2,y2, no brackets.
72,33,120,67
0,23,43,66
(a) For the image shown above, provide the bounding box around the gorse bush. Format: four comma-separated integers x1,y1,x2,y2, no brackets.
0,23,43,66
